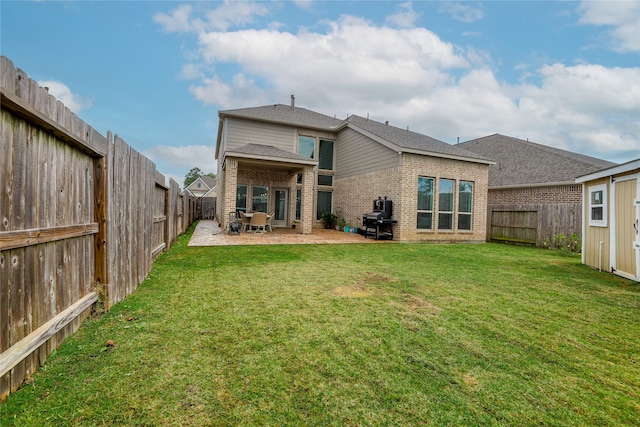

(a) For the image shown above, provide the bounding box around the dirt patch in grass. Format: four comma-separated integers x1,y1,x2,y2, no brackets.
332,272,397,298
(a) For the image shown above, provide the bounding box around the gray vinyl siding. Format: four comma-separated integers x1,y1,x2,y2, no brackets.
226,117,296,153
336,128,400,179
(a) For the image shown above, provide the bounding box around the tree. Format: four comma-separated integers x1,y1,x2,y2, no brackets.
184,167,204,187
184,168,216,188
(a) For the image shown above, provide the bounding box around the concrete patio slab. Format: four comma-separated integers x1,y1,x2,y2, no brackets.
188,220,392,246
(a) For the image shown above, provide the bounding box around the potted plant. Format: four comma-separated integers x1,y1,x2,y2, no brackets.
320,212,338,229
337,216,347,231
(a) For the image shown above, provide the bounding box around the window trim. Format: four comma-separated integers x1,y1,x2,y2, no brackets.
417,176,435,230
438,178,455,231
457,180,473,231
588,184,607,227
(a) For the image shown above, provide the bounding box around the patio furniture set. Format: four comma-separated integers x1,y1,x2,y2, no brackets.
227,211,273,235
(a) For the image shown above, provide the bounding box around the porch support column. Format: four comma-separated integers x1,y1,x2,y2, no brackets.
300,165,315,234
222,158,238,229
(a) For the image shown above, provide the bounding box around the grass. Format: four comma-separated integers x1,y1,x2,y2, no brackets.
2,223,639,426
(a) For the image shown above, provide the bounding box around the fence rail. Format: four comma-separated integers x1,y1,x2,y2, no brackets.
0,56,197,400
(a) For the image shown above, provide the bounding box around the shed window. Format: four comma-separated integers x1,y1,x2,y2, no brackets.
588,184,607,227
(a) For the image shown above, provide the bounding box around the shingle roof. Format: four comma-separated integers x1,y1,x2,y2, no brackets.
228,143,318,163
220,104,496,164
458,134,616,187
220,104,343,131
200,175,216,188
346,115,493,163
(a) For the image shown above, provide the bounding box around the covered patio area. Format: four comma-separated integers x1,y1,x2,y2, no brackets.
188,220,391,246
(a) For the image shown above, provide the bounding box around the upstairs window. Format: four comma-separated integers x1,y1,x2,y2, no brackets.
318,139,334,170
589,184,607,227
298,135,315,159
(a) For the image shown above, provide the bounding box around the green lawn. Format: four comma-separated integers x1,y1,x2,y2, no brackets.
2,224,639,426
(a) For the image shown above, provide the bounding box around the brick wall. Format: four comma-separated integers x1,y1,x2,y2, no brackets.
489,184,582,206
334,154,490,242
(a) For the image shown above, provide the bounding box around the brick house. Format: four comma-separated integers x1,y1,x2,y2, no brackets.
215,99,494,242
459,134,616,246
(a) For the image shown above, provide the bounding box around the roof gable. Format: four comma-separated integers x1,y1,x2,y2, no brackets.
459,134,616,187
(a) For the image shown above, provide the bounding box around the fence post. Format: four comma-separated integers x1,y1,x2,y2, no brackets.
94,155,108,293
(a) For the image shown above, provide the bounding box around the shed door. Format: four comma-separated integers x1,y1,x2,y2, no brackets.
613,176,639,281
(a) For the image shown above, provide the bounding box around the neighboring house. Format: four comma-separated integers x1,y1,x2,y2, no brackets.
215,99,494,242
576,158,640,282
185,175,216,198
459,134,616,246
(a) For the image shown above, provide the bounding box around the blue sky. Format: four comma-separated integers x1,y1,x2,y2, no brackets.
2,1,639,185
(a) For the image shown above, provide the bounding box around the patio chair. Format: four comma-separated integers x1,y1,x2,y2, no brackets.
266,211,275,232
250,212,267,234
239,211,252,233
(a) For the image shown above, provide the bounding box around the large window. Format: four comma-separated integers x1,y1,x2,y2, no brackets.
298,135,315,159
318,139,334,170
417,177,434,229
252,186,269,212
458,181,473,231
316,191,333,221
589,184,607,227
236,185,247,213
438,179,454,230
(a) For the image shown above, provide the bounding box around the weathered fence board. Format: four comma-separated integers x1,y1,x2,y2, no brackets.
0,56,197,400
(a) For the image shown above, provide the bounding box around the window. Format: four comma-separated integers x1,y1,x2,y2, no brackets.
295,189,301,220
589,184,607,227
458,181,473,231
318,175,333,186
297,173,303,184
252,186,269,212
298,135,315,159
417,177,434,229
318,139,334,170
438,179,454,230
197,182,201,188
236,185,247,213
316,191,332,221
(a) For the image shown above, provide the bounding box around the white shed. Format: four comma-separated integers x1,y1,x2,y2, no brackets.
576,158,640,282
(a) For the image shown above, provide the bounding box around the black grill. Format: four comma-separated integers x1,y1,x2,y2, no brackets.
362,196,397,240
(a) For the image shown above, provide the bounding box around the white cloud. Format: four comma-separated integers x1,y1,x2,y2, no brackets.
37,80,93,113
143,144,217,180
154,1,269,33
159,3,639,164
578,1,640,52
438,2,485,23
385,1,419,28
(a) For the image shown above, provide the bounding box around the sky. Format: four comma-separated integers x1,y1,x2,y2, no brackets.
2,1,639,186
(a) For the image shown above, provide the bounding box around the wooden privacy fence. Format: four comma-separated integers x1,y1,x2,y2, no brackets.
0,56,196,400
489,204,581,247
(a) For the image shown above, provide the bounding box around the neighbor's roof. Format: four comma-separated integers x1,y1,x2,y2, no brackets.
200,175,216,188
346,115,494,165
459,134,616,188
